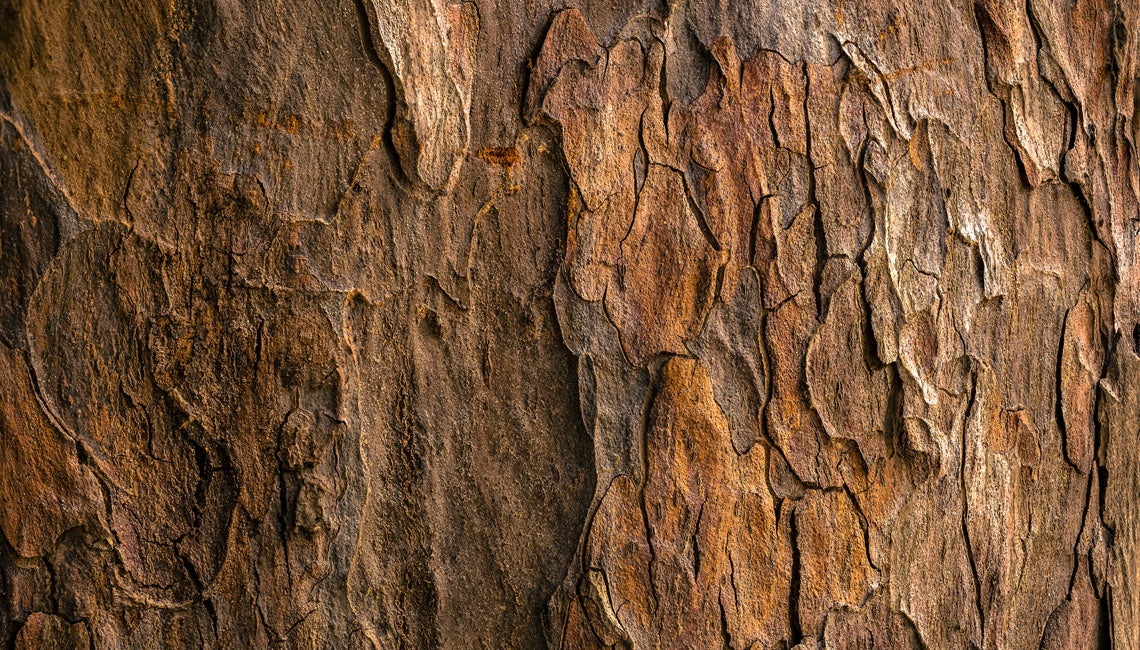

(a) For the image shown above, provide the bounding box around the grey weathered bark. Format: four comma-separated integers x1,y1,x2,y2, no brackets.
1,0,1138,648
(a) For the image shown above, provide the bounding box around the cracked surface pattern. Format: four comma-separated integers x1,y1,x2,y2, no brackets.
1,0,1138,648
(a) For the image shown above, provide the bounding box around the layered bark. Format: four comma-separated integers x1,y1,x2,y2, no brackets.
1,0,1138,648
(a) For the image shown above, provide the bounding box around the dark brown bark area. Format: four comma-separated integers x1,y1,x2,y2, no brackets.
0,0,1138,648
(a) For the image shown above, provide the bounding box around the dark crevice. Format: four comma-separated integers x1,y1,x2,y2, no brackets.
718,591,733,650
972,2,1032,188
1067,469,1096,597
656,39,672,142
599,284,638,368
352,0,410,187
1025,0,1079,151
121,158,140,222
638,368,663,613
1098,586,1112,649
802,60,827,318
853,262,884,374
756,317,810,493
275,465,294,587
786,501,803,645
1090,333,1115,649
1057,306,1080,471
1094,335,1117,537
960,367,986,647
841,482,879,573
748,194,773,267
1066,174,1114,277
711,258,727,303
853,102,876,261
635,113,650,196
682,165,724,252
768,86,782,150
691,500,705,580
519,34,547,126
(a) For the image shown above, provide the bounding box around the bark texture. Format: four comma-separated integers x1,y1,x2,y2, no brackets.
1,0,1138,648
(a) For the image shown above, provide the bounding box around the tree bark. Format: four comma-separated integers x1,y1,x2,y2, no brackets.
1,0,1137,648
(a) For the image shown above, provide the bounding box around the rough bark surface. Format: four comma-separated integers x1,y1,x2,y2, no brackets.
1,0,1138,648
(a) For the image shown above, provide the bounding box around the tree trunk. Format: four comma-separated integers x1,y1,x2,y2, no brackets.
1,0,1137,647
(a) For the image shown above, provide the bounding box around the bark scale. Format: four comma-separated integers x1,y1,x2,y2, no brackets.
0,0,1137,648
